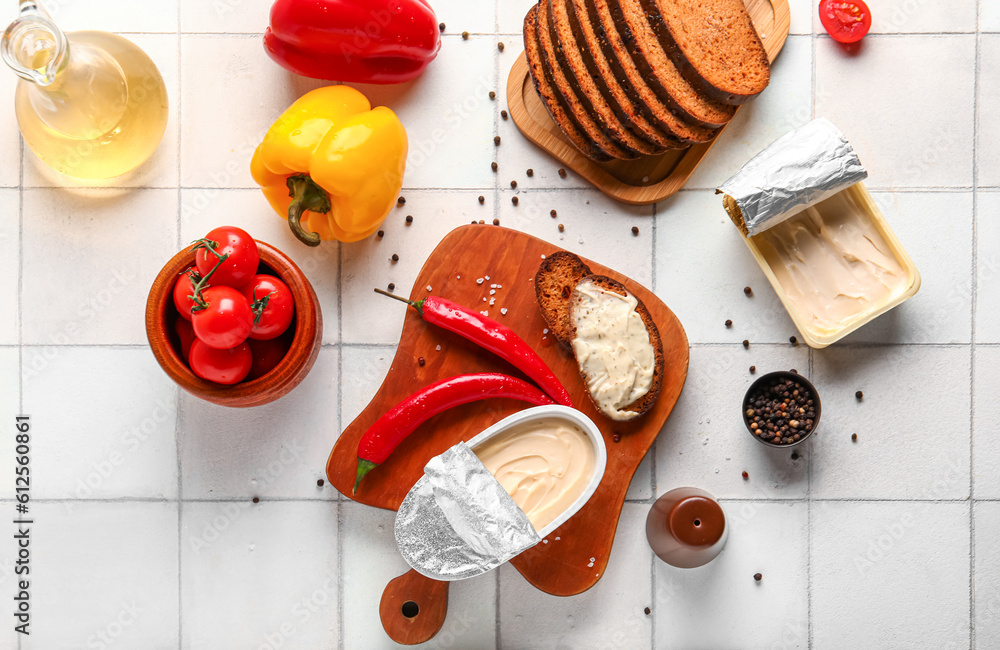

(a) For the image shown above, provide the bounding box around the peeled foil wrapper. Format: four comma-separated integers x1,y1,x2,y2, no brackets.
395,443,541,581
717,117,868,237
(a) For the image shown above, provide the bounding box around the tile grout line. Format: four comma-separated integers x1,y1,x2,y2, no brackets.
649,197,657,650
175,9,184,648
970,5,981,647
16,83,23,650
337,238,345,650
493,10,503,645
808,24,817,650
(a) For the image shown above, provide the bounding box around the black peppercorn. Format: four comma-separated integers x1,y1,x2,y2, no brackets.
494,135,501,146
511,196,518,206
510,180,517,189
397,196,405,205
405,215,413,224
462,31,469,39
493,218,500,226
501,110,508,120
387,283,395,291
856,390,864,400
725,319,732,328
744,286,752,296
377,230,384,238
491,161,498,172
489,91,496,100
558,168,567,178
754,573,762,581
391,253,399,262
743,339,750,349
631,226,639,235
478,195,485,204
526,168,534,176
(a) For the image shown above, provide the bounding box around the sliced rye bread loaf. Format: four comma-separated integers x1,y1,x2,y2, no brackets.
587,0,718,142
570,274,663,420
536,0,637,160
523,6,613,162
607,0,737,129
534,251,593,344
535,251,663,421
643,0,770,105
562,0,684,151
548,0,670,155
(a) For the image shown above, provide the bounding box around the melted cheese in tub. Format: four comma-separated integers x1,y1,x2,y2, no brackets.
570,279,655,421
473,418,595,531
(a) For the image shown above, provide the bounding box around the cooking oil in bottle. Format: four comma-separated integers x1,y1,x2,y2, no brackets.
2,1,168,180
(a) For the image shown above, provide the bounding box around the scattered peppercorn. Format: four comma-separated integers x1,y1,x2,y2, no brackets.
558,168,567,178
852,433,858,442
498,41,505,51
526,168,534,177
789,336,797,345
743,339,750,349
743,286,752,296
418,357,425,366
317,478,325,487
790,369,798,374
391,253,399,262
377,230,384,238
754,573,762,582
489,91,496,100
631,226,639,235
613,433,621,443
558,224,565,232
644,607,651,615
791,451,799,460
501,110,508,120
388,283,395,291
856,390,864,400
725,319,733,328
439,22,445,32
478,195,485,204
405,215,413,224
462,31,469,39
252,497,259,503
397,196,405,205
491,161,498,172
744,376,817,445
493,218,500,226
550,209,557,218
750,365,756,374
742,471,749,479
510,180,517,189
494,135,501,146
478,219,485,224
511,196,519,206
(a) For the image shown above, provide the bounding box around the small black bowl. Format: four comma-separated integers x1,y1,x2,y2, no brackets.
742,371,821,448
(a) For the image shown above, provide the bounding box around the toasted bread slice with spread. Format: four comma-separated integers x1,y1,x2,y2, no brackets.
535,252,664,421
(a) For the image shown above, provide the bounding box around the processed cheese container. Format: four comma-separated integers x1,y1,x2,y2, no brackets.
718,118,920,348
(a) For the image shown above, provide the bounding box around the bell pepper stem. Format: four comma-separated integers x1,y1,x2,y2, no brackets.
353,458,379,494
373,287,425,316
286,174,330,247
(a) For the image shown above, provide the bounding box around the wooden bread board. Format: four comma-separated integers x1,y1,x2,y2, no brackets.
506,0,791,205
326,225,689,597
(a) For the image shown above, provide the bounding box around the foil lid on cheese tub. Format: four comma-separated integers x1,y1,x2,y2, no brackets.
718,118,868,237
395,442,541,581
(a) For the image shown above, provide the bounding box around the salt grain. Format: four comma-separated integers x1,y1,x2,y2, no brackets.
500,308,508,315
480,310,489,316
476,278,484,285
426,285,432,292
435,345,441,351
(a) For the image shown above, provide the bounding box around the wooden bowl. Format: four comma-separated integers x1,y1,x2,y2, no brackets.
145,240,322,408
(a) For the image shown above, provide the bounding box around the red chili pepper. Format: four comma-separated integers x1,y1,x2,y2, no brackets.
375,288,573,407
263,0,442,84
354,373,554,492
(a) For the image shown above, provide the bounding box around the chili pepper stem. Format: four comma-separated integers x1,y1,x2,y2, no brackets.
286,174,329,247
373,287,425,314
353,458,378,494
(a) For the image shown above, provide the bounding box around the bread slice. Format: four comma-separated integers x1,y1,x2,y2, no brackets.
644,0,770,105
562,0,683,151
606,0,737,128
535,252,663,421
535,0,637,160
548,0,667,155
523,6,613,162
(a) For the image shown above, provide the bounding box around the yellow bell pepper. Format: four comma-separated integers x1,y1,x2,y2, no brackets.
250,86,408,246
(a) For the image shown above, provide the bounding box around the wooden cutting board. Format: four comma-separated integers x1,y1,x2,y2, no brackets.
506,0,791,205
328,223,688,584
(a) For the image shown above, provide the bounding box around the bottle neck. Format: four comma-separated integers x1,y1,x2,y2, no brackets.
2,0,68,86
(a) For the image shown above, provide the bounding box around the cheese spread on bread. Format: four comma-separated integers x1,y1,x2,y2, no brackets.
570,278,655,421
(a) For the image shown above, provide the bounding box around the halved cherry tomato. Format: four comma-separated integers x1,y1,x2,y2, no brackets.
194,226,260,289
174,315,197,361
172,267,201,320
191,286,253,349
819,0,871,44
189,339,253,385
242,274,295,340
246,334,292,380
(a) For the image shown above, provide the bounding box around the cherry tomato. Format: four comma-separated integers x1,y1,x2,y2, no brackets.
174,315,197,362
191,286,253,349
189,339,252,385
242,274,295,340
819,0,871,44
195,226,260,289
246,334,292,380
172,267,201,320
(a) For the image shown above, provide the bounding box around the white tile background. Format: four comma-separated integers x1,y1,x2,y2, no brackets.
1,0,998,648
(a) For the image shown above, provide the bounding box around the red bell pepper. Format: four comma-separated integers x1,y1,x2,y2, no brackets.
264,0,442,84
